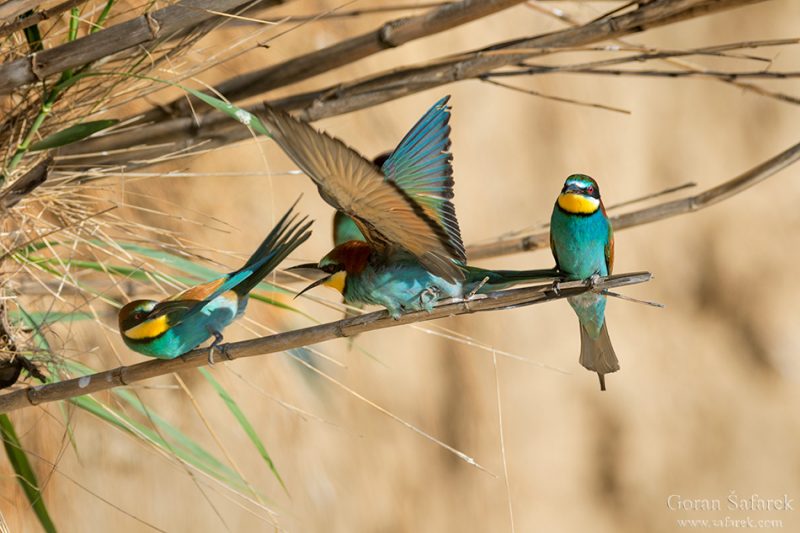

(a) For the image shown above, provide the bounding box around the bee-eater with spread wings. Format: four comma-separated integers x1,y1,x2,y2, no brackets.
262,97,556,318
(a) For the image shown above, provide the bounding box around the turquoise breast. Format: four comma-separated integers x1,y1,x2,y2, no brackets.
550,206,610,280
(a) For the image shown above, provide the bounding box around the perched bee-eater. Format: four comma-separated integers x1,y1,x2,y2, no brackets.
550,174,618,390
262,96,556,318
118,204,312,362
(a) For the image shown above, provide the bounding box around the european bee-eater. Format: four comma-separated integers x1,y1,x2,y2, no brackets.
550,174,618,390
262,96,557,318
118,204,312,362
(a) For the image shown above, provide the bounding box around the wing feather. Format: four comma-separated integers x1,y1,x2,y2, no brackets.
261,104,464,282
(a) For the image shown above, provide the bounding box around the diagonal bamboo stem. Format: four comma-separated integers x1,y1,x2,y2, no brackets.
275,0,770,123
0,0,280,93
466,138,800,259
59,0,769,164
0,272,650,413
139,0,528,123
0,0,88,38
0,156,51,211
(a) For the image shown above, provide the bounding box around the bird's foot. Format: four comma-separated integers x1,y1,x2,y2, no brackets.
388,305,404,320
207,330,231,366
550,279,562,296
418,286,441,312
584,273,601,289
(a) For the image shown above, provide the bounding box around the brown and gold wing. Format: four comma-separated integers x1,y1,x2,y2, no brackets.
168,278,226,303
261,105,464,282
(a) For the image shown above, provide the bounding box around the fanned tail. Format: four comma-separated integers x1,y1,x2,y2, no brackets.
234,200,313,297
579,321,619,391
463,265,560,293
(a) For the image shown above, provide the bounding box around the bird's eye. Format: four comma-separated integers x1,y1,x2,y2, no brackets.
587,186,595,194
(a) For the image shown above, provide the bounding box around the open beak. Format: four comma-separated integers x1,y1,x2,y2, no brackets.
287,262,320,271
295,275,332,299
286,263,331,299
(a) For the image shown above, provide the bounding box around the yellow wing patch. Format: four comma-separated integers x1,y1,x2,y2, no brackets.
124,314,170,340
558,193,600,215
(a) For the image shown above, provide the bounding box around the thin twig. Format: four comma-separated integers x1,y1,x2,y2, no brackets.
481,77,631,114
466,137,800,259
492,67,800,80
0,272,651,413
229,2,454,25
525,0,800,105
0,0,89,39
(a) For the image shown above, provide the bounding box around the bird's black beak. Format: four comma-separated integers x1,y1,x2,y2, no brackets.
563,183,582,194
295,275,332,299
287,262,320,271
286,263,330,299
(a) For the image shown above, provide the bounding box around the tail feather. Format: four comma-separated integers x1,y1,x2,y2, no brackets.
463,265,559,292
579,320,619,391
233,202,313,297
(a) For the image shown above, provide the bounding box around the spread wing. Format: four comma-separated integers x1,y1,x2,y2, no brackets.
261,99,465,282
380,96,465,266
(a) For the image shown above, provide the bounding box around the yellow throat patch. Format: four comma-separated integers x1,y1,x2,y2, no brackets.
558,193,600,214
124,314,170,340
324,271,347,294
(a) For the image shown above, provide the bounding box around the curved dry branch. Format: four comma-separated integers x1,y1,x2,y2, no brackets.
0,272,650,413
0,0,88,38
59,0,768,165
466,138,800,259
139,0,527,123
0,0,275,93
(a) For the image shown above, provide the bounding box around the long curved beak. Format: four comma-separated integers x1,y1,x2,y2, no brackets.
295,275,331,299
287,262,320,271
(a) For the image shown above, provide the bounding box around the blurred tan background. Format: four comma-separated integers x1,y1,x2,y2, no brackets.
4,1,800,531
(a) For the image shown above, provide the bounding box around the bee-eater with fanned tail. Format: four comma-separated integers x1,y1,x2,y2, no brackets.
118,203,312,362
550,174,618,390
261,96,557,318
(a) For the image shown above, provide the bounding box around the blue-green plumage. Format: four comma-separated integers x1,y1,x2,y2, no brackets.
119,204,312,360
343,253,463,318
294,97,556,318
550,174,618,390
123,296,243,359
550,206,610,336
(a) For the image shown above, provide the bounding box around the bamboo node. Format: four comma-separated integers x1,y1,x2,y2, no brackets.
145,12,161,39
378,21,402,49
30,52,46,81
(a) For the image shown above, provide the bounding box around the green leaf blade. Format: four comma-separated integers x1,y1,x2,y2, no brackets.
199,368,288,494
30,120,119,151
0,414,57,533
